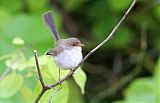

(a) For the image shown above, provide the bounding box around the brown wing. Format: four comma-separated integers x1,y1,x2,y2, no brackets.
47,46,64,56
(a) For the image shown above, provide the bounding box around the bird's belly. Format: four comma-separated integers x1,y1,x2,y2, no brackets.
54,48,82,69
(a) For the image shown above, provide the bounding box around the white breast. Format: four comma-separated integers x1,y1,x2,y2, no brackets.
54,47,82,70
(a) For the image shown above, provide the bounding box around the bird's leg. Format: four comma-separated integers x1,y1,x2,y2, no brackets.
55,68,62,90
58,68,61,85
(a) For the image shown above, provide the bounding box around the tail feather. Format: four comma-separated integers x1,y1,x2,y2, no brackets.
43,11,60,42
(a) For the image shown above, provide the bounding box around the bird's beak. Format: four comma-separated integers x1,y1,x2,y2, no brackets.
78,43,85,47
46,52,50,55
46,51,53,55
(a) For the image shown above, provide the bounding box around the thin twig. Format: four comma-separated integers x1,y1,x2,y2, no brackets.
90,19,147,103
34,51,50,103
0,55,20,81
34,0,137,102
0,45,31,81
34,50,46,88
50,0,137,88
90,64,143,103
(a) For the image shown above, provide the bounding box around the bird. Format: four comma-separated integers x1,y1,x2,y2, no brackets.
43,11,84,81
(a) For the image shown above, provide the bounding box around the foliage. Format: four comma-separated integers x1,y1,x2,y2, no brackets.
113,58,160,103
0,45,86,102
0,72,23,98
0,0,160,102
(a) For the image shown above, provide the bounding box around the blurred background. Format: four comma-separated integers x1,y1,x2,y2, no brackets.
0,0,160,103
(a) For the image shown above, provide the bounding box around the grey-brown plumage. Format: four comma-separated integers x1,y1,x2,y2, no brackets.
43,11,84,69
46,38,84,56
43,11,60,42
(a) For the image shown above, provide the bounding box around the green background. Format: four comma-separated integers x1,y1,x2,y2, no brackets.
0,0,160,103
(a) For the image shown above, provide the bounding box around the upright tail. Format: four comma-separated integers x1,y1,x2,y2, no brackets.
43,11,60,42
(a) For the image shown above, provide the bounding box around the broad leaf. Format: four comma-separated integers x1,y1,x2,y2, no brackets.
34,78,69,103
20,86,34,103
67,79,84,103
0,91,23,103
73,67,87,94
12,37,25,45
0,72,23,98
124,78,157,103
5,53,27,71
27,55,48,67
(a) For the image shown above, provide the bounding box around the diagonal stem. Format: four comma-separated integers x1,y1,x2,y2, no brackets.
49,0,137,88
34,0,137,102
34,50,45,88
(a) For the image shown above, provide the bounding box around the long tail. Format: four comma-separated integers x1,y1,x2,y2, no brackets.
43,11,60,42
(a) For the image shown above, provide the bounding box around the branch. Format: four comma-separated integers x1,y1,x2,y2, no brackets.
50,0,136,87
34,50,46,88
90,23,147,102
90,64,143,103
34,0,137,102
34,50,50,103
0,55,20,81
0,45,31,81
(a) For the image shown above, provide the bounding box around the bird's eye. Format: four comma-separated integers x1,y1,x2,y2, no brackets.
72,44,75,46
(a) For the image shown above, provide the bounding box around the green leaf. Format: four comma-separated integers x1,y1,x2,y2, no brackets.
67,79,84,103
23,72,38,91
12,37,25,45
20,86,34,103
27,55,48,67
0,60,6,76
33,62,69,103
2,14,61,55
73,67,87,94
0,91,23,103
124,78,157,103
34,79,69,103
0,72,23,98
44,82,69,103
5,53,27,71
